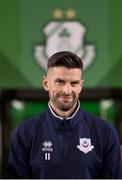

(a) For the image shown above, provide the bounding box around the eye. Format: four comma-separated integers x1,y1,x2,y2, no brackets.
71,81,80,87
55,79,65,85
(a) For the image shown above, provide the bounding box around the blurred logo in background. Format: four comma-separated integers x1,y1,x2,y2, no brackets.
34,8,96,71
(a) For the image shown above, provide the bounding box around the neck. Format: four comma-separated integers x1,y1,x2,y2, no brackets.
49,100,78,119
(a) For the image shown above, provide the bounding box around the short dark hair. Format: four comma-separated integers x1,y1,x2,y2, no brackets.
47,51,83,70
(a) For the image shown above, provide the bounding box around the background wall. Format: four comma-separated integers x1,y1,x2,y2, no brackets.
0,0,122,88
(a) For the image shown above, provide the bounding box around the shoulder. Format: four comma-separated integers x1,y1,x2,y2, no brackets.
17,111,46,130
80,108,118,140
11,111,47,143
80,108,111,128
79,108,120,149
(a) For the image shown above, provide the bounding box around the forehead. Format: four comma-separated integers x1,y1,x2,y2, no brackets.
47,67,82,80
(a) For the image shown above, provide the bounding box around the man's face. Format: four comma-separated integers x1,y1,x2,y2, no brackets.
43,66,84,112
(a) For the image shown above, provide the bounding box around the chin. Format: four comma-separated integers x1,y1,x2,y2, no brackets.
58,104,75,112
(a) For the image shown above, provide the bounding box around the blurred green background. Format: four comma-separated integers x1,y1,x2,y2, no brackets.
0,0,122,88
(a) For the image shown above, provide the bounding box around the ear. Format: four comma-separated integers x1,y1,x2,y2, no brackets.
42,76,49,91
80,79,84,90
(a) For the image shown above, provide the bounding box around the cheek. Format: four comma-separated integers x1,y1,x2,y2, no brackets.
75,84,82,90
48,82,61,91
48,84,58,95
73,87,82,96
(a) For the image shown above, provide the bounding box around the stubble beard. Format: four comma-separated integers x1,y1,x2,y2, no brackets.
51,92,78,112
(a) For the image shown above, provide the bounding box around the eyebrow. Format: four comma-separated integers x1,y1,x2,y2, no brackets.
71,80,80,84
55,78,80,84
55,78,65,82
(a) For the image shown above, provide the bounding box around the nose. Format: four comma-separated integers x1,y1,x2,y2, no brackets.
62,83,72,94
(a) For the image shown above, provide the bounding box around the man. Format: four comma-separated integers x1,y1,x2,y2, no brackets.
8,51,122,178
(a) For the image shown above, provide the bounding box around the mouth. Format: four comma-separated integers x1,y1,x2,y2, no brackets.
58,95,73,102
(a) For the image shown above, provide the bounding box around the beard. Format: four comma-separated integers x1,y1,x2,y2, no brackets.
50,91,78,112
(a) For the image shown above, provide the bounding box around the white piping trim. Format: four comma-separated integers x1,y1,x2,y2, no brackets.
48,100,80,120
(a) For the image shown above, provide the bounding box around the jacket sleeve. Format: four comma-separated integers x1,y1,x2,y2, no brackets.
101,125,122,178
7,125,32,178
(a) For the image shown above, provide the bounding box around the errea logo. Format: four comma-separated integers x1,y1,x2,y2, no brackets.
42,141,53,152
42,141,53,160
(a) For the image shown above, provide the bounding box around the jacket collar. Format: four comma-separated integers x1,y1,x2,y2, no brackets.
47,100,81,130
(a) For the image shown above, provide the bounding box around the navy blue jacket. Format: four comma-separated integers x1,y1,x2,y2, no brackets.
8,102,122,178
